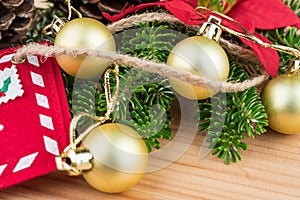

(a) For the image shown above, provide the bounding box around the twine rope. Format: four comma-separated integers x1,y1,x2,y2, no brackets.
108,13,260,64
14,12,269,93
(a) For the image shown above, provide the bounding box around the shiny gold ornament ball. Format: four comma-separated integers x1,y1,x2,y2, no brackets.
54,18,116,79
261,72,300,134
167,36,230,100
81,123,148,193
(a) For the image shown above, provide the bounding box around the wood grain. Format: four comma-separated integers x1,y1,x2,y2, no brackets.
2,0,298,198
1,100,300,200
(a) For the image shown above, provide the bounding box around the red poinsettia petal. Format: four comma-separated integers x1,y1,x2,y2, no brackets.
163,0,203,25
221,15,279,76
228,0,300,30
103,0,285,76
241,33,279,77
102,2,164,22
102,0,202,24
168,0,198,8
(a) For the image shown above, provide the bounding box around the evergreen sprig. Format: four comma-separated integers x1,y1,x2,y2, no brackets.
262,27,300,74
27,1,298,164
27,7,64,43
199,61,268,164
286,0,300,16
121,20,177,61
261,0,300,74
111,21,177,151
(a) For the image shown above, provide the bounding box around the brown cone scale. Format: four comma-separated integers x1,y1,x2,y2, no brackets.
50,0,159,22
0,0,36,48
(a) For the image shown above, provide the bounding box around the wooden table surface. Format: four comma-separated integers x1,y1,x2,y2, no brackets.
4,1,296,199
1,100,300,200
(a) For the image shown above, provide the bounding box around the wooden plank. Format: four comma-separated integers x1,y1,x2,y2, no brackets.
1,0,299,197
1,103,300,200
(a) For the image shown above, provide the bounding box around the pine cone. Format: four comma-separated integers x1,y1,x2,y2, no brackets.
50,0,159,22
0,0,36,49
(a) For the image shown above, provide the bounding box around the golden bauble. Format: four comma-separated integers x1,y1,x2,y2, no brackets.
261,72,300,134
54,18,116,79
81,123,148,193
167,36,229,100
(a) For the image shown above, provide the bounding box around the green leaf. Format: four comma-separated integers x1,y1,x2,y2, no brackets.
0,77,11,93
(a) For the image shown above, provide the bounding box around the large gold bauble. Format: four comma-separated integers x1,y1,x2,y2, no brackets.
81,123,148,193
261,72,300,134
167,36,229,100
54,18,116,79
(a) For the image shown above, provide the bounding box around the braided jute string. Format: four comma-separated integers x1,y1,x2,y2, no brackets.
107,13,260,64
14,12,269,93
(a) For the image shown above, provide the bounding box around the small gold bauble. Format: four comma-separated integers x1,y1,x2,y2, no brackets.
261,72,300,134
167,36,229,100
82,123,148,193
54,17,116,79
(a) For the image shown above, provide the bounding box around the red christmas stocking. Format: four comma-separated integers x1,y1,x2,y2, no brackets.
0,45,70,189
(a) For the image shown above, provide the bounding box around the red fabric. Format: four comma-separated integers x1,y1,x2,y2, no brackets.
228,0,300,29
103,0,300,77
0,44,70,189
103,0,203,25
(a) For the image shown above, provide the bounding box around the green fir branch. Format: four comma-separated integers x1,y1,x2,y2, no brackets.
262,27,300,74
199,61,268,164
261,0,300,74
285,0,300,16
27,7,64,43
109,21,177,151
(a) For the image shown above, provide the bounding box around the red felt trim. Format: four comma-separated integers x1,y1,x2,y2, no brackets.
0,44,70,189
